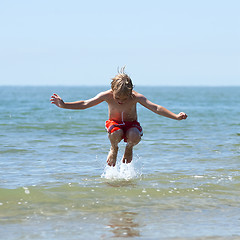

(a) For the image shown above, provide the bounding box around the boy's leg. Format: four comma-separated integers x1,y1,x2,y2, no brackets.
107,129,123,166
122,127,141,164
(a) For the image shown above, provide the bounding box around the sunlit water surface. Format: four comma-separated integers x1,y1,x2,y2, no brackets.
0,86,240,239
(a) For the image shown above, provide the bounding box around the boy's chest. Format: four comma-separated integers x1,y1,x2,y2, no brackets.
109,101,136,113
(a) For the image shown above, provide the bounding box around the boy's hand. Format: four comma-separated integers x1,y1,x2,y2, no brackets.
177,112,188,120
50,94,65,108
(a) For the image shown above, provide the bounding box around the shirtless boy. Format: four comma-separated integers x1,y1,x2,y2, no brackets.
50,68,187,167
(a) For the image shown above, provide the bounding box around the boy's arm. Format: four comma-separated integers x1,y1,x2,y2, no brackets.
50,91,107,110
137,93,187,120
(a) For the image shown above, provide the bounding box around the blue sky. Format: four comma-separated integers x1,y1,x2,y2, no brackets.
0,0,239,86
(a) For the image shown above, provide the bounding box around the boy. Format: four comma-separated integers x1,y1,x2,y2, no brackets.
50,68,187,167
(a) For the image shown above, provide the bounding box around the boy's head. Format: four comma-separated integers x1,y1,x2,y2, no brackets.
111,67,133,97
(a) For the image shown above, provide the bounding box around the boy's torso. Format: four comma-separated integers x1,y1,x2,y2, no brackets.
105,90,138,122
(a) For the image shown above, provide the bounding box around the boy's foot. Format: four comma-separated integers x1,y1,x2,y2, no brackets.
107,146,118,167
122,145,133,164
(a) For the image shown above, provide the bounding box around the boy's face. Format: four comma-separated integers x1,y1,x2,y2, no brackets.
113,91,130,105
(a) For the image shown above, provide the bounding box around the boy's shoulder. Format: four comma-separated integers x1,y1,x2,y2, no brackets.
132,91,146,99
96,89,113,101
99,89,112,97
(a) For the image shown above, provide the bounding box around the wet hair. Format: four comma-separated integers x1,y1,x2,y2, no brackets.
111,66,133,96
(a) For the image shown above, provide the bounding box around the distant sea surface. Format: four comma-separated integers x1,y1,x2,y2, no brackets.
0,86,240,240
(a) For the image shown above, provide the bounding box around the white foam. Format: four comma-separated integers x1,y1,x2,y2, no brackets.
101,161,140,181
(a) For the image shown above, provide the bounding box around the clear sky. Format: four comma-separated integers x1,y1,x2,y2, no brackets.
0,0,239,86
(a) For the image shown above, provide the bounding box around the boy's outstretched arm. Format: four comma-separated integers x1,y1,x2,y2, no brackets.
137,93,187,120
50,92,106,110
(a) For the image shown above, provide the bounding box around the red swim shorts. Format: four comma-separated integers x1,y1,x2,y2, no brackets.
105,120,143,142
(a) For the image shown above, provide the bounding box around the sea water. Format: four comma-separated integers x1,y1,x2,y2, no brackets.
0,86,240,239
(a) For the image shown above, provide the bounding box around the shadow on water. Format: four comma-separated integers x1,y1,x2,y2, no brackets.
104,179,137,188
106,211,141,238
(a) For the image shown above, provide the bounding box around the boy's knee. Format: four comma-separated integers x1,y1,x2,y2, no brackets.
108,129,123,144
126,128,141,145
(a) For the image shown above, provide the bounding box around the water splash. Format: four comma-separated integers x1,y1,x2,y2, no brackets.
101,161,141,181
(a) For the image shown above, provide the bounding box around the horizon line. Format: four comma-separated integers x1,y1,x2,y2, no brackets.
0,84,240,87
